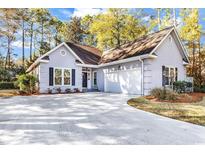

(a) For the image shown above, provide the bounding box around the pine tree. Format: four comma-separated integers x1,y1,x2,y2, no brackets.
179,8,201,85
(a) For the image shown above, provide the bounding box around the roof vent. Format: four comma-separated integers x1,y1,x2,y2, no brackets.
60,50,66,56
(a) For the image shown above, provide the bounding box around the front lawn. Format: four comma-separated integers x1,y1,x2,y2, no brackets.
128,93,205,126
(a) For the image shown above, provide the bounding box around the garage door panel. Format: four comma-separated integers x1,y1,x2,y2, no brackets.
105,68,141,94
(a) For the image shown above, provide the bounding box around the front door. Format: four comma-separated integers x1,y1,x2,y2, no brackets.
82,72,87,88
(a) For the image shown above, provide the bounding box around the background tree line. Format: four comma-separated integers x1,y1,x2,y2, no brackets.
0,8,204,89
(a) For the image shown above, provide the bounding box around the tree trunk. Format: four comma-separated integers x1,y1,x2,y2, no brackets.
40,20,44,56
198,39,202,87
116,23,121,47
5,38,9,69
192,41,195,76
173,8,176,26
157,8,161,30
55,35,58,46
30,22,33,61
117,33,121,47
55,31,58,46
7,38,11,69
22,19,25,68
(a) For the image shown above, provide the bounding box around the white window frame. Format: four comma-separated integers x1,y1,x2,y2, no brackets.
54,67,72,86
164,66,177,86
93,71,97,86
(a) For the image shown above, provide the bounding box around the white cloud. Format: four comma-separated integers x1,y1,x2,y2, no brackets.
142,16,150,22
176,16,182,24
72,8,106,17
12,40,30,49
60,9,73,17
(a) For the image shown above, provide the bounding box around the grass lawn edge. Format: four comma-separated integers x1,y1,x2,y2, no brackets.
127,95,205,126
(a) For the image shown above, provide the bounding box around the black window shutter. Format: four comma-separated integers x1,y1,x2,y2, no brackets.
72,69,75,86
162,66,165,86
49,67,53,86
175,67,178,81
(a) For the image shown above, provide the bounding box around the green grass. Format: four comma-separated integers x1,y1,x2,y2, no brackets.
128,96,205,126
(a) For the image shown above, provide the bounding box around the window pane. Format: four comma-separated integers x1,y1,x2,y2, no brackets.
94,72,97,85
64,69,70,85
55,69,62,85
164,67,169,85
165,67,169,76
169,68,175,84
170,68,174,77
165,77,169,85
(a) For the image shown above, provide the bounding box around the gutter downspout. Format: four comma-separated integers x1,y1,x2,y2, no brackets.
139,58,144,96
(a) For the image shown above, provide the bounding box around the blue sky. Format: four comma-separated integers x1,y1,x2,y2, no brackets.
8,8,205,59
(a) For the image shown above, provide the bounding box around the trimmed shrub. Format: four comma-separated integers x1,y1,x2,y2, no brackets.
173,81,193,93
15,74,38,94
150,87,166,100
0,68,12,82
165,90,179,101
194,86,205,93
0,82,16,89
47,88,52,94
150,87,179,101
129,97,150,104
65,88,71,93
74,88,80,93
56,87,61,93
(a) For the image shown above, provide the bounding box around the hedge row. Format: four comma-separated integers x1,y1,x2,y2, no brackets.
194,86,205,93
173,81,193,93
0,82,17,90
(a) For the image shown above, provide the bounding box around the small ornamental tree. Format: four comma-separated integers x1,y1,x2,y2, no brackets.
15,74,38,94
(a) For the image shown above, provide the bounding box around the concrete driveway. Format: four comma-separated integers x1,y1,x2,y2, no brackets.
0,92,205,144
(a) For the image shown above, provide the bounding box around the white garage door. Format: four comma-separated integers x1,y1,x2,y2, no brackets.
104,68,142,95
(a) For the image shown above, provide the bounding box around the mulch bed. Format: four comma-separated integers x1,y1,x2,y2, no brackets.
145,93,205,103
187,93,205,102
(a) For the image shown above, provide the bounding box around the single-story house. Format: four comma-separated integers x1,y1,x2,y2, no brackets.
27,26,190,95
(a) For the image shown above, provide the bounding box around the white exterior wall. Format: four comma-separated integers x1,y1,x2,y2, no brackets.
39,45,82,93
143,33,187,95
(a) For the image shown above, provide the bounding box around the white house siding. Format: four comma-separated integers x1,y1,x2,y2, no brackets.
39,45,82,93
143,32,187,95
143,59,152,95
97,61,142,94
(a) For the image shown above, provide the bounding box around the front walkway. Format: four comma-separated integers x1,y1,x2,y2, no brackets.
0,92,205,144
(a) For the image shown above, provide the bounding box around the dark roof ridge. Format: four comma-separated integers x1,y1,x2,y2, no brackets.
66,42,101,65
66,41,102,57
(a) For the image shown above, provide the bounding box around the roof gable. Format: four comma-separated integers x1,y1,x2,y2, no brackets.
150,28,189,63
66,42,101,65
100,27,174,64
39,43,85,64
100,26,189,64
